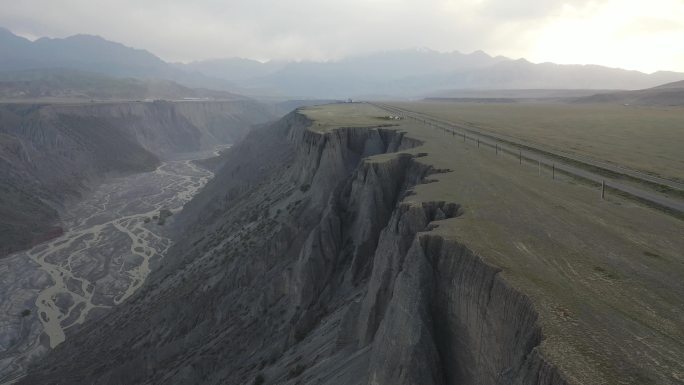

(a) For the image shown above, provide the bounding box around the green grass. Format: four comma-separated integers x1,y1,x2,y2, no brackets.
392,101,684,182
302,103,398,133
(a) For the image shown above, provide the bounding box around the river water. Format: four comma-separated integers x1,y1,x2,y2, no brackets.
0,148,220,383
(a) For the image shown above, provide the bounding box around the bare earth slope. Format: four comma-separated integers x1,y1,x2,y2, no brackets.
20,103,684,385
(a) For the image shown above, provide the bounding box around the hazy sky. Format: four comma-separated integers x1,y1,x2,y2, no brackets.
1,0,683,73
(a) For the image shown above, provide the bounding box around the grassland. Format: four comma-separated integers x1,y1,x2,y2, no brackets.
391,101,684,182
302,103,397,133
301,103,684,385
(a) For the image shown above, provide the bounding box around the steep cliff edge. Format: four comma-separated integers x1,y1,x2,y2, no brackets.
0,99,275,257
20,103,684,385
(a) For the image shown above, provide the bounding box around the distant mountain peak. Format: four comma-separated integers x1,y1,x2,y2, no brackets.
65,33,111,42
0,27,30,44
0,27,238,92
53,33,153,55
470,49,490,57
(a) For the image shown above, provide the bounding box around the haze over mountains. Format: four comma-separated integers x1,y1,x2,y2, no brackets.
2,27,683,99
180,52,684,98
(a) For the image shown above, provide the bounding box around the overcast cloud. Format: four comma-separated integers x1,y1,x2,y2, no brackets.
1,0,682,72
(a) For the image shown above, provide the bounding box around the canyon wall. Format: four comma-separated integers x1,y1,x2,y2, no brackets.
20,110,568,384
0,100,275,257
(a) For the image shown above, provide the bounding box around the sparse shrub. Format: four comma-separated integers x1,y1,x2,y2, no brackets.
299,184,310,193
20,309,31,317
253,374,265,385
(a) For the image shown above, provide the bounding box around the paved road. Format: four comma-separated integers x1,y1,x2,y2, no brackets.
370,102,684,215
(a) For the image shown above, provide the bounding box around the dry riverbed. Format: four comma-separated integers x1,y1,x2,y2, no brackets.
0,148,221,383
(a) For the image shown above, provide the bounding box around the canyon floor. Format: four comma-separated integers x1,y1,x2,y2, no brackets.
0,148,219,383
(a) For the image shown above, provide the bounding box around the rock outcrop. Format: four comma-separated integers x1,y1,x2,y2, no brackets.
0,99,274,257
20,108,569,385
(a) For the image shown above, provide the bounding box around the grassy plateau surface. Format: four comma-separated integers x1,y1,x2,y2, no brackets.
391,101,684,183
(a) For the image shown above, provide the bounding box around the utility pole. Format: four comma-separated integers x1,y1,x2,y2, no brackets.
601,180,605,199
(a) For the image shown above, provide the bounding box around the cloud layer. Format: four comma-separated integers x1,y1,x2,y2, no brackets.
0,0,682,72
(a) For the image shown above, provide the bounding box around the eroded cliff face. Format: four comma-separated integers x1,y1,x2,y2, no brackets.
0,99,274,257
20,110,567,385
43,100,273,157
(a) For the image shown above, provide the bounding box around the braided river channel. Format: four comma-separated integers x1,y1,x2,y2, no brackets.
0,148,221,383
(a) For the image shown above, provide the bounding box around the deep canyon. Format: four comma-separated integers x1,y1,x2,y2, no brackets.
12,103,683,385
0,98,275,383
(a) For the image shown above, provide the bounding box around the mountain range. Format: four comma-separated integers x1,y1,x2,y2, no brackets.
2,27,684,99
179,51,684,98
0,27,235,91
